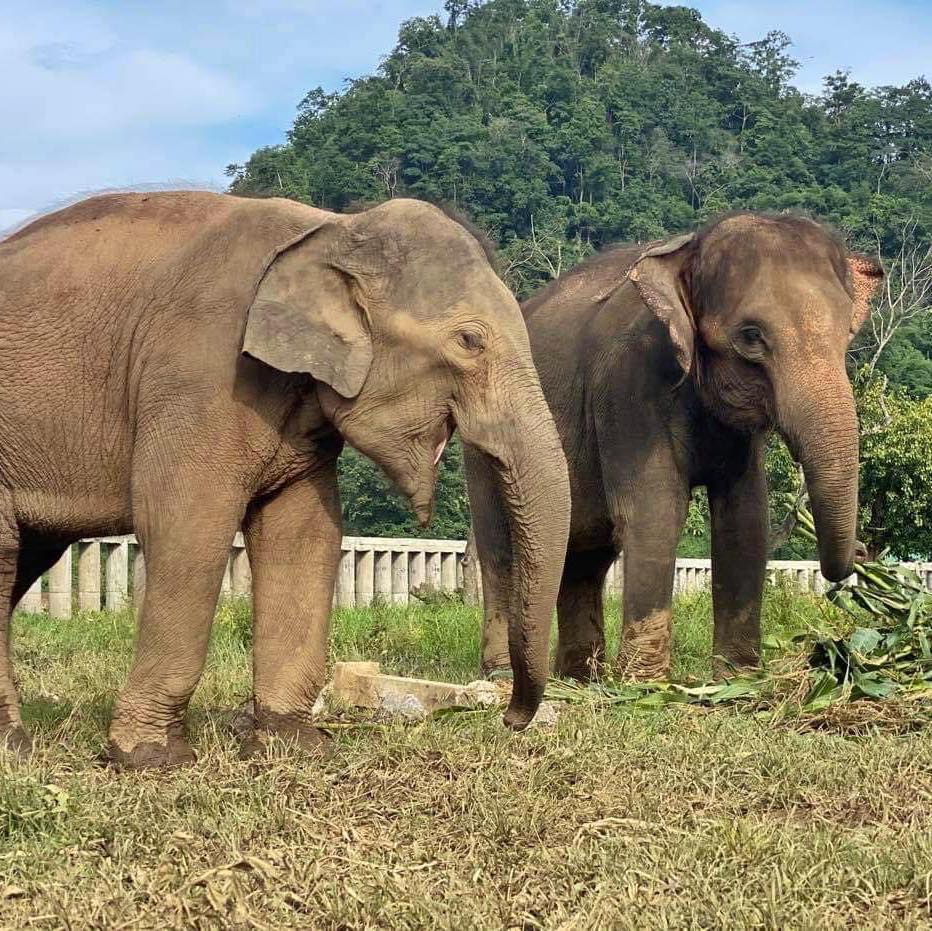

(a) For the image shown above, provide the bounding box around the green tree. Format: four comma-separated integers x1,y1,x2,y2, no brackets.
856,377,932,559
338,440,470,539
227,0,932,543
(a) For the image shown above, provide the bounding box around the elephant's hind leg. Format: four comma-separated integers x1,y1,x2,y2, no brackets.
0,493,28,755
555,548,615,681
3,540,71,755
108,474,245,770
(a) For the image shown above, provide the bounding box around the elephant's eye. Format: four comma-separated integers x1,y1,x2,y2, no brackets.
736,324,767,358
456,329,485,354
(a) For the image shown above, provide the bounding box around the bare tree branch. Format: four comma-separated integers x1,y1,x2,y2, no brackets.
850,217,932,371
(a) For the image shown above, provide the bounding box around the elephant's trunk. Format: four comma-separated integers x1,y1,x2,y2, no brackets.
460,374,570,730
779,364,860,582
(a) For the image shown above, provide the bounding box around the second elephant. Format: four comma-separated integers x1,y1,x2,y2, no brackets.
469,212,883,681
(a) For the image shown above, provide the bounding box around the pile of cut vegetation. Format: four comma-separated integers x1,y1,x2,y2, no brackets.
546,501,932,732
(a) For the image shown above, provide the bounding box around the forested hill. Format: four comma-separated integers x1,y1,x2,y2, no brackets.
228,0,932,551
229,0,931,391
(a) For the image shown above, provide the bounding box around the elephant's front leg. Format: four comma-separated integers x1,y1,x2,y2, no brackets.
615,471,689,681
242,470,341,753
109,487,245,769
464,450,513,679
555,548,615,681
708,443,768,675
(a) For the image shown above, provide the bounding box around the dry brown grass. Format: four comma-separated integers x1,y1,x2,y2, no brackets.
2,590,932,929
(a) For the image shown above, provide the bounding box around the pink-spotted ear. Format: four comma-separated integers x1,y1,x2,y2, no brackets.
847,253,884,338
628,233,696,374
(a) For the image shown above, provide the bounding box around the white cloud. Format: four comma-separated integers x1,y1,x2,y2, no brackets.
0,0,257,215
0,31,255,142
693,0,931,93
1,0,927,220
0,139,233,219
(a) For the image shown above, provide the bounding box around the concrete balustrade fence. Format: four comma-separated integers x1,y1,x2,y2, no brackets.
14,535,932,618
16,535,468,618
670,558,932,595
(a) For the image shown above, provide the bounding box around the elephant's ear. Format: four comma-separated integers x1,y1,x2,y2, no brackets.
847,253,884,339
628,233,697,374
243,221,373,399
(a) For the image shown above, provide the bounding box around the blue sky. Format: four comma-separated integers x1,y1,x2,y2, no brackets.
2,0,930,231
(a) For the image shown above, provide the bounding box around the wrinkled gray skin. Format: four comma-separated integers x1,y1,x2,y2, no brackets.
0,191,569,767
473,213,883,682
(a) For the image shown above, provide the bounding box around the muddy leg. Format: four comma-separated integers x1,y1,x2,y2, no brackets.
616,481,688,681
555,548,614,681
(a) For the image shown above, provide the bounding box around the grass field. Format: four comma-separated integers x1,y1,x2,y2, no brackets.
2,588,932,929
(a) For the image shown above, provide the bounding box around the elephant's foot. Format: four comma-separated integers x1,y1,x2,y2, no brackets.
107,714,196,770
0,724,33,758
239,706,332,760
617,610,672,681
712,650,761,680
107,735,197,771
554,644,605,682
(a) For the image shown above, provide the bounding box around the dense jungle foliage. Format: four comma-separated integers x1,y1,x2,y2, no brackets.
228,0,932,557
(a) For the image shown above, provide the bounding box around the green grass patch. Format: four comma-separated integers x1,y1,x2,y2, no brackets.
1,586,931,928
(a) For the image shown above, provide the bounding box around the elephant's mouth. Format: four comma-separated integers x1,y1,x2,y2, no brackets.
410,415,456,527
432,415,455,467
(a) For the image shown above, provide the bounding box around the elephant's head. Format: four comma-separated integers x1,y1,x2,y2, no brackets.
243,198,570,727
629,213,884,582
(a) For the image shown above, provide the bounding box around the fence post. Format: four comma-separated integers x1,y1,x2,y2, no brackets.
336,548,355,608
603,561,614,601
391,551,409,604
440,551,457,592
409,551,426,594
19,578,43,613
356,549,374,607
106,539,129,610
231,547,251,595
132,545,146,611
77,541,101,612
219,555,233,600
48,547,73,619
375,550,392,601
426,552,442,590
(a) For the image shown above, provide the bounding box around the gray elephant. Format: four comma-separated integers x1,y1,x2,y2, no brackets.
0,191,570,768
469,212,882,682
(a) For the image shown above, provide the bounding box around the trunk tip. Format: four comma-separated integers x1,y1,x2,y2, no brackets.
502,690,543,731
502,704,534,731
820,551,855,582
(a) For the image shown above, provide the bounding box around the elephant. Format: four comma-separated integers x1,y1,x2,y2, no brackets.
0,191,570,768
469,212,883,683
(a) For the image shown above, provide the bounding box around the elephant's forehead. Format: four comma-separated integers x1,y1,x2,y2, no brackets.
389,257,514,315
380,294,503,339
379,310,449,352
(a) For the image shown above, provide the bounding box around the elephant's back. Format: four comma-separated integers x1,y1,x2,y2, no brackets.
0,190,321,288
522,243,646,325
0,193,309,496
